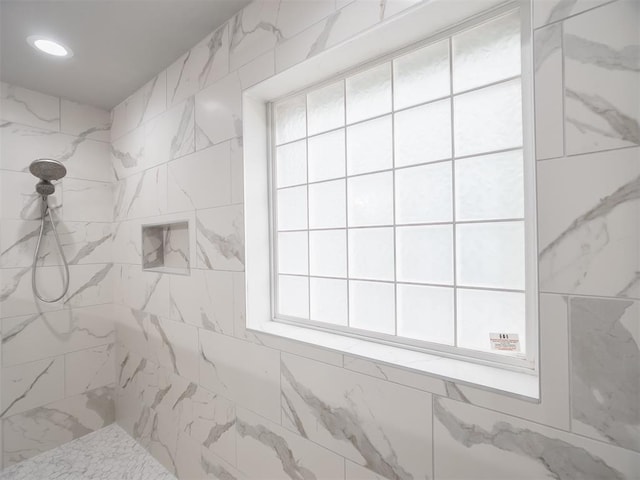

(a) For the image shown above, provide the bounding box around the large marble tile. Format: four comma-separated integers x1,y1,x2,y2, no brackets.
433,396,640,479
166,24,229,107
228,1,280,71
345,460,387,480
2,385,115,467
146,315,199,383
564,0,640,155
144,97,195,169
170,268,234,334
110,125,145,180
534,0,614,28
230,137,244,205
0,121,113,182
151,365,237,467
236,407,345,480
110,72,166,141
0,424,175,480
195,72,242,149
534,23,564,160
64,263,114,308
0,170,61,221
1,357,65,417
65,344,116,397
196,204,244,271
0,265,60,318
111,220,141,265
113,165,168,221
114,264,170,317
62,179,113,222
538,147,640,298
199,329,281,423
166,141,232,213
570,296,640,452
2,304,114,366
60,99,111,142
281,353,433,480
0,83,59,131
0,220,112,268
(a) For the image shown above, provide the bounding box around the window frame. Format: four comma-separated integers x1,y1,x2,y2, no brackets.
267,4,537,372
243,0,540,394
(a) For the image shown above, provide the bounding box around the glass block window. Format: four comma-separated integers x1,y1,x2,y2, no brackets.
270,10,530,361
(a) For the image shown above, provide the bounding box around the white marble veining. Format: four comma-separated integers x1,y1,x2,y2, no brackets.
434,396,640,479
0,83,60,131
195,72,242,149
0,423,175,480
60,99,111,142
110,73,166,142
538,147,640,299
196,204,244,271
1,121,113,182
563,0,640,154
280,353,433,480
2,386,115,467
571,297,640,452
166,24,230,108
2,305,114,366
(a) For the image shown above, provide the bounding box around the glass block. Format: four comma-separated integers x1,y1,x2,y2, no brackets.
308,129,346,182
308,81,345,136
346,63,392,124
347,172,393,227
456,221,525,290
396,225,453,285
277,232,308,275
277,186,307,231
455,150,524,221
275,95,306,145
453,11,521,93
276,140,306,188
349,280,395,335
394,100,452,167
346,115,393,176
394,39,450,110
397,284,454,345
457,288,526,354
310,277,348,325
278,275,309,319
309,230,347,277
309,179,346,229
454,79,523,157
348,227,395,281
396,162,453,224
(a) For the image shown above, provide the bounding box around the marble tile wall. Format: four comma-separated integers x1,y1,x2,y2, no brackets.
0,84,115,468
110,0,636,478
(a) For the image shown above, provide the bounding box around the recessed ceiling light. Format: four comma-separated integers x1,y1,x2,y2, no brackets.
27,35,73,58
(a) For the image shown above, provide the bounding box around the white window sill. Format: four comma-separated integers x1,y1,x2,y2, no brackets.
249,321,539,400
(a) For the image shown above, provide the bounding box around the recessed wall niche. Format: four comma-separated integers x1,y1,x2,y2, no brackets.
142,221,190,275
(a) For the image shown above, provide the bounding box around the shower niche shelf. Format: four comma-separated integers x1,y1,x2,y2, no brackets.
142,220,190,275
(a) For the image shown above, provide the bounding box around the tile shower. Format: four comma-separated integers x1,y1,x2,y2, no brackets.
0,0,638,479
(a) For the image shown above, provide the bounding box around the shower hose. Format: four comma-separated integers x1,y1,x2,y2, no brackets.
32,196,70,303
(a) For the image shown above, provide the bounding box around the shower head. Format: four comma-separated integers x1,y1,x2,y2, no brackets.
29,158,67,182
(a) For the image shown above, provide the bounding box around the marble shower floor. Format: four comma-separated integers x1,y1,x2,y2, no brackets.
0,424,176,480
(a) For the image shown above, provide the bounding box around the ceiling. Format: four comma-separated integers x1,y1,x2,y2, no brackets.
0,0,251,110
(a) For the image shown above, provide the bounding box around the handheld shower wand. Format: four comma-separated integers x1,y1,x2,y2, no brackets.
29,159,70,303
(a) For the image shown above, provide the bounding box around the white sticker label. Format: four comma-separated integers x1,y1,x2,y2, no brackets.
489,333,520,352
